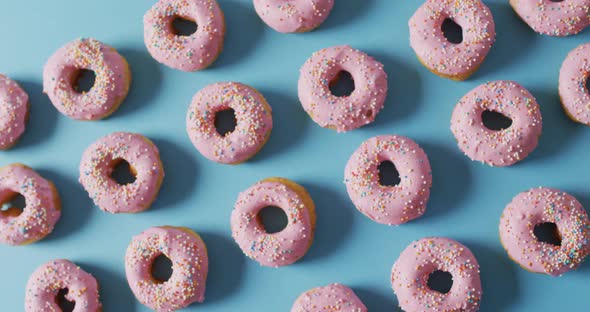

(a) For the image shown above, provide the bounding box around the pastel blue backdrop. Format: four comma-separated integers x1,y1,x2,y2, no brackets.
1,0,589,311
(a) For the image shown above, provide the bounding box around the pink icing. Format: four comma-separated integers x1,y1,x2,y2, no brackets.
25,259,101,312
298,45,388,132
79,132,164,214
499,187,590,276
451,80,542,167
291,283,367,312
231,179,315,267
144,0,225,72
253,0,334,33
186,82,273,164
43,38,131,120
409,0,496,80
559,43,590,125
344,135,432,225
0,75,28,149
510,0,590,36
392,237,482,312
0,164,60,246
125,226,208,312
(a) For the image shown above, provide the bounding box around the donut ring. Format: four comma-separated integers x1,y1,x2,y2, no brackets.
0,163,61,246
291,283,367,312
79,132,164,214
499,187,590,276
253,0,335,33
231,177,316,267
510,0,590,36
559,43,590,125
344,135,432,225
409,0,496,80
25,259,101,312
43,38,131,120
125,226,208,311
186,82,273,164
451,80,542,167
0,75,29,149
391,237,483,312
144,0,225,71
298,45,388,132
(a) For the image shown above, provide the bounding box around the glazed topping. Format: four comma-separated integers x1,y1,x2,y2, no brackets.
0,75,28,149
291,283,367,312
559,43,590,125
253,0,335,33
510,0,590,36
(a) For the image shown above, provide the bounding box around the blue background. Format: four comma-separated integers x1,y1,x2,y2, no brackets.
1,0,589,311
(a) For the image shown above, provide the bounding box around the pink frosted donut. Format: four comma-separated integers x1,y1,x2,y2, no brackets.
499,187,590,276
409,0,496,80
125,226,208,311
231,177,316,267
0,75,28,149
25,259,101,312
451,80,542,167
392,237,482,312
79,132,164,214
510,0,590,36
559,43,590,125
298,45,388,132
186,82,273,164
344,135,432,225
253,0,335,33
144,0,225,71
43,38,131,120
0,163,60,246
291,283,367,312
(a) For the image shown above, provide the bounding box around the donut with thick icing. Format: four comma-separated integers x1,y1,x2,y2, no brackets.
43,38,131,120
0,163,60,246
298,45,388,132
25,259,101,312
344,135,432,225
409,0,496,80
0,75,29,149
392,237,482,312
253,0,335,33
451,80,542,167
144,0,225,71
559,43,590,125
291,283,367,312
79,132,164,213
231,177,315,267
510,0,590,36
186,82,273,164
499,187,590,276
125,226,208,311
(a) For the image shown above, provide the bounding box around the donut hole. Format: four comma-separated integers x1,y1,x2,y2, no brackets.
585,75,590,94
441,18,463,44
329,70,355,97
549,0,565,2
171,16,198,36
0,192,26,217
151,254,174,283
378,161,401,187
214,108,237,136
482,110,513,131
110,158,137,185
55,288,76,312
534,222,562,246
72,69,96,93
427,270,453,294
258,206,288,234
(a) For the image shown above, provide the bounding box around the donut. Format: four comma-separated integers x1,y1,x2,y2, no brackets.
25,259,101,312
253,0,335,33
125,226,208,311
559,43,590,125
0,163,60,246
43,38,131,120
409,0,496,80
499,187,590,276
79,132,164,214
144,0,225,71
231,177,316,267
291,283,367,312
0,75,29,149
298,45,388,132
344,135,432,225
510,0,590,36
186,82,273,164
391,237,482,312
451,80,542,167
